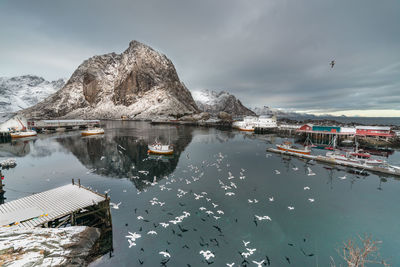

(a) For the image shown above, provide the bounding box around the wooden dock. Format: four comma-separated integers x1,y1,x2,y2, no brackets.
28,119,100,132
0,132,11,143
267,147,400,177
0,179,111,228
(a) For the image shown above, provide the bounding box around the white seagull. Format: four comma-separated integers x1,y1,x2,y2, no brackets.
307,167,316,176
308,198,315,202
110,202,121,209
252,260,265,267
147,230,157,235
159,251,171,258
275,170,281,175
339,175,347,180
127,239,136,248
243,240,250,247
200,250,215,260
288,206,295,210
304,186,310,190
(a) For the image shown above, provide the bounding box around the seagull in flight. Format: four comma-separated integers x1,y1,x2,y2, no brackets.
159,251,171,258
339,175,347,180
110,202,121,209
288,206,295,210
147,230,157,235
308,198,315,202
243,240,250,247
304,186,310,190
226,263,235,267
330,60,335,68
274,170,281,175
269,197,274,202
200,250,215,260
252,260,265,267
307,167,316,176
127,239,136,248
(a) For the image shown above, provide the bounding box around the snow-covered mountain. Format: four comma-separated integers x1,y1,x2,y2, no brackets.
21,41,199,120
192,90,255,116
0,75,65,113
252,106,323,119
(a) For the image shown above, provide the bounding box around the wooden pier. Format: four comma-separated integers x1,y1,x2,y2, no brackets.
0,132,11,143
28,119,100,132
0,179,112,229
267,147,400,177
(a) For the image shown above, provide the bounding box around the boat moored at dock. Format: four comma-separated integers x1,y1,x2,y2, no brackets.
10,130,37,139
276,142,311,155
81,127,104,136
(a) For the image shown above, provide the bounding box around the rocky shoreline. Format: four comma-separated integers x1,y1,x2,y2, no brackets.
0,226,102,266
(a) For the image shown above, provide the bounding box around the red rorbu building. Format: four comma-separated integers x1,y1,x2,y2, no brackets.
355,126,395,138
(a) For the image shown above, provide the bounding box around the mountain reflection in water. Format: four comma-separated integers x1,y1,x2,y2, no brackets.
56,121,194,190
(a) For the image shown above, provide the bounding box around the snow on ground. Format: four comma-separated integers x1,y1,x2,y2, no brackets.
0,226,100,266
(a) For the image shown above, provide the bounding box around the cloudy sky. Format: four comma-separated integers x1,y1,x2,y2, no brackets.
1,0,400,116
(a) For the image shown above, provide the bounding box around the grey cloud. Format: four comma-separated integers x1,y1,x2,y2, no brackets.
0,0,399,113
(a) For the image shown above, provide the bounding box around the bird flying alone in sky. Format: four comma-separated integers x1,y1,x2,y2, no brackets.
330,60,335,68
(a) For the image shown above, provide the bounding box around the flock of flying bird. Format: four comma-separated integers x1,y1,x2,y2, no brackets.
104,147,346,266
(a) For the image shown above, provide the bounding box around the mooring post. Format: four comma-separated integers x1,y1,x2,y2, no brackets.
72,178,74,185
78,179,81,188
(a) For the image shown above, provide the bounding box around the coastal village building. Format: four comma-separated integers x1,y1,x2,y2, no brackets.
297,124,395,141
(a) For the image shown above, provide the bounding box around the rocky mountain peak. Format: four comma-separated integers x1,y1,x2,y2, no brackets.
21,41,199,119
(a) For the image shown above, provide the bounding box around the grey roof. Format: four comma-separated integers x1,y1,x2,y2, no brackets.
0,184,106,228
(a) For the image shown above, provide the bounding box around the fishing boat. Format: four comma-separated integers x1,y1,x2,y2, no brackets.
81,127,104,136
326,151,384,166
10,130,37,139
10,117,38,138
238,125,255,132
276,142,311,155
148,142,174,155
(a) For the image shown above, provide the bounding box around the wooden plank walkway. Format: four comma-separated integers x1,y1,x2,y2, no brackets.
267,147,400,177
0,183,106,228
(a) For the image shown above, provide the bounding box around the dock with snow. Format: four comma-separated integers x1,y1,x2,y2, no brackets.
267,147,400,177
28,119,101,132
0,179,111,228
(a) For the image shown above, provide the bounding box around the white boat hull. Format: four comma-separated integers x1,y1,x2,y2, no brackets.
148,144,174,155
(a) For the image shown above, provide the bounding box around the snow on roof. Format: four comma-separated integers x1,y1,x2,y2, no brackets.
40,119,100,123
355,126,391,131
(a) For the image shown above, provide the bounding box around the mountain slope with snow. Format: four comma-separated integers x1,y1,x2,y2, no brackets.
192,90,255,116
21,41,199,120
0,75,65,113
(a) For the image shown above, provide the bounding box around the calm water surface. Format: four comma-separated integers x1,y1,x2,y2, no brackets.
1,121,400,266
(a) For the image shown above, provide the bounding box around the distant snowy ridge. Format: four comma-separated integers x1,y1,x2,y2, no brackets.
0,75,66,113
192,89,255,116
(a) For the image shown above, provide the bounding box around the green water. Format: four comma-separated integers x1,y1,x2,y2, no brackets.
1,121,399,266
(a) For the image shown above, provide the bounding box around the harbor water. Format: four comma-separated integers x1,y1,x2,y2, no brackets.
1,120,400,266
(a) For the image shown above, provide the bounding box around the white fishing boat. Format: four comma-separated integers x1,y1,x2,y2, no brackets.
238,125,255,132
10,117,37,138
326,151,384,166
148,142,174,155
81,127,104,136
276,142,311,155
10,130,37,139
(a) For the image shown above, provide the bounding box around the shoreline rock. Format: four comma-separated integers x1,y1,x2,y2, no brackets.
0,226,101,266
